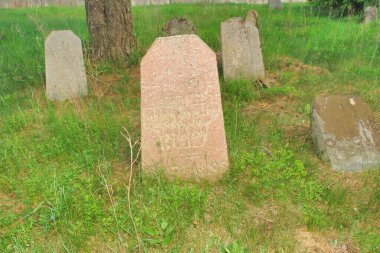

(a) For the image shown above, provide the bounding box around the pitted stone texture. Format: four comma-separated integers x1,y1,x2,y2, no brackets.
221,17,265,80
45,30,87,101
269,0,282,9
163,17,196,36
363,6,378,24
141,35,229,181
311,96,380,172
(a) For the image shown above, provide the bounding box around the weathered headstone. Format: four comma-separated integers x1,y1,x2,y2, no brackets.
221,14,265,80
269,0,282,9
363,6,378,24
311,95,380,172
163,18,196,37
141,35,229,181
45,30,87,101
245,9,259,28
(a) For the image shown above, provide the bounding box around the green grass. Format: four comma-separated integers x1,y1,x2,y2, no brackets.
1,3,380,252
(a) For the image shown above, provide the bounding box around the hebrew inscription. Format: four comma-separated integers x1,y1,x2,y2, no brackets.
141,35,229,181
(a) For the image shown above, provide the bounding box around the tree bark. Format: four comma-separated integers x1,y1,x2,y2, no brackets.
85,0,136,62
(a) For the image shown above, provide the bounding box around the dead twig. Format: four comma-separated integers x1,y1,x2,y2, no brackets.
97,165,126,251
121,127,142,251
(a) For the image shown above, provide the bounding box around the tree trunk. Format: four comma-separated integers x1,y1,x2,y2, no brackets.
85,0,136,62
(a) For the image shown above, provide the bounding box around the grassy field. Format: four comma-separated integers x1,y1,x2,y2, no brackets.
1,3,380,252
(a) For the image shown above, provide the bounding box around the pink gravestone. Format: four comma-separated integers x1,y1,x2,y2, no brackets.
141,35,229,181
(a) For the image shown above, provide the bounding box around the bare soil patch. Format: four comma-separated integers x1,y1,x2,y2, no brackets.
296,228,355,253
0,191,25,214
243,96,296,116
88,71,123,99
257,72,282,88
278,57,330,75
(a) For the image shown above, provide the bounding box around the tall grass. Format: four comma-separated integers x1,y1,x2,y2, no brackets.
0,3,379,252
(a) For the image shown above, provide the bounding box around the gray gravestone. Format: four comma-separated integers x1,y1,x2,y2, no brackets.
363,6,378,24
221,15,265,80
269,0,282,10
163,17,196,36
311,96,380,172
140,35,229,181
45,30,87,101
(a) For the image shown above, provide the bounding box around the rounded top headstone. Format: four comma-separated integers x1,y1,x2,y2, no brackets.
45,30,87,101
162,17,197,37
